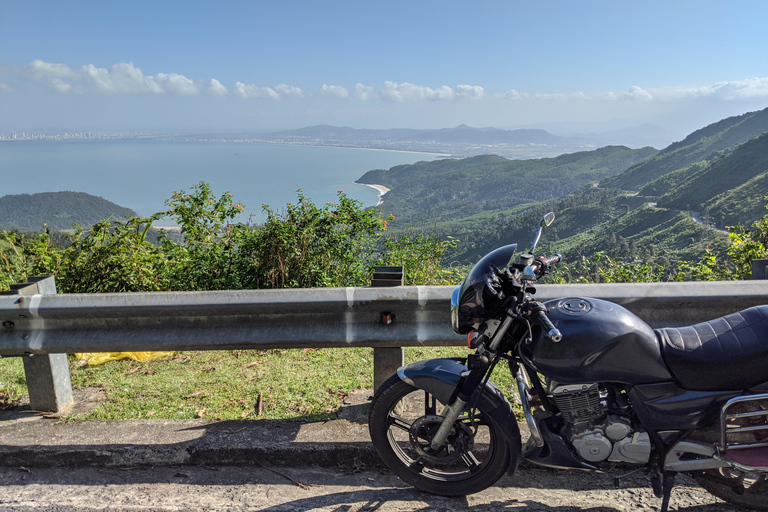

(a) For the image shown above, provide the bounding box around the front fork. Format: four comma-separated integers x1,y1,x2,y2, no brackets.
429,309,517,450
516,363,545,447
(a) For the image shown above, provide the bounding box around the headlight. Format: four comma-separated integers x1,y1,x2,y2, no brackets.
450,285,461,334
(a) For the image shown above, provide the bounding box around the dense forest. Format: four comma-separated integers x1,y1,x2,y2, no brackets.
354,107,768,266
0,191,135,231
357,146,658,224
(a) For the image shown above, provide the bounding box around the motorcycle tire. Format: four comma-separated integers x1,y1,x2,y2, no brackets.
693,469,768,510
368,373,511,496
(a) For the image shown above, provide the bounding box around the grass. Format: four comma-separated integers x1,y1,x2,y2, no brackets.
1,346,518,421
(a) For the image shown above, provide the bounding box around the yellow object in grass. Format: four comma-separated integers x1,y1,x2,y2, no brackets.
75,352,176,366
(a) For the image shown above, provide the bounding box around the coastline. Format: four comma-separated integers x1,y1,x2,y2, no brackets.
358,183,391,206
250,139,450,158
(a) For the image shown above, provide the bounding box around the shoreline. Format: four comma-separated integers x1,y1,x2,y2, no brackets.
358,183,391,206
249,140,450,158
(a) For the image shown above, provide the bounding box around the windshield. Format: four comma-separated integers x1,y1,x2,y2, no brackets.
452,244,518,334
464,244,517,288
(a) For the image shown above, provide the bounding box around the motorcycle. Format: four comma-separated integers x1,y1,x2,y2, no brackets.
368,212,768,511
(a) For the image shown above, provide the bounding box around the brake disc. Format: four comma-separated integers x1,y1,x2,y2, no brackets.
409,415,475,465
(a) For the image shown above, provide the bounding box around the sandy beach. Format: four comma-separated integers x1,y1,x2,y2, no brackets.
359,183,391,206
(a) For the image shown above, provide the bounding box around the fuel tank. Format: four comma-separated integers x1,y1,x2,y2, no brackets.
520,297,673,384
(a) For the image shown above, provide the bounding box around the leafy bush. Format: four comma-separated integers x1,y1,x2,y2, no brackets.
0,230,61,290
162,183,247,291
0,183,458,292
375,229,461,285
56,215,167,293
245,190,389,288
726,197,768,279
546,252,674,284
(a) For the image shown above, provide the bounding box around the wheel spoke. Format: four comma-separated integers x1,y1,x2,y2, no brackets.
387,413,412,433
425,391,437,416
461,452,481,469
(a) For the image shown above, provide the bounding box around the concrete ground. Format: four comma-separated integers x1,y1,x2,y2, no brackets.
0,390,736,511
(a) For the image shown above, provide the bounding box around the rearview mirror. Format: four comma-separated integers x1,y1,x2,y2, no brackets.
530,212,556,252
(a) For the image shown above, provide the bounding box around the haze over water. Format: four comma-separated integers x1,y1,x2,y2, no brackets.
0,140,438,222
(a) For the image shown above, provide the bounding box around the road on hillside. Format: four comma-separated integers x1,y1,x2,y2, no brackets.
0,465,736,511
645,203,730,235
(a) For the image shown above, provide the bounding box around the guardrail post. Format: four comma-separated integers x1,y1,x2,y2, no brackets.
373,347,404,391
752,259,768,280
372,267,405,391
12,277,73,413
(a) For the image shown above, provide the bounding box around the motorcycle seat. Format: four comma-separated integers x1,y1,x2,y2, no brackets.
656,305,768,391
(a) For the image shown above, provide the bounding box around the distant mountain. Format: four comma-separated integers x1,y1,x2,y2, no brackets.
265,125,422,142
564,123,674,150
0,192,136,232
601,107,768,191
356,145,658,225
265,124,578,147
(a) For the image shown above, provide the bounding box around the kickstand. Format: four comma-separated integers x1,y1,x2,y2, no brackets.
659,471,676,512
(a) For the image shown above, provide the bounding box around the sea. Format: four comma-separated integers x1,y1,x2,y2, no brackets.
0,139,439,223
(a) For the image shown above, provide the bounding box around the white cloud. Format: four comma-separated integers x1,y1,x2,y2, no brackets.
155,72,198,95
206,79,228,96
621,86,653,101
275,83,303,97
354,83,374,101
456,84,484,99
320,84,349,99
24,60,79,81
235,82,278,99
81,62,165,94
235,81,304,99
20,60,238,96
0,82,14,93
682,77,768,100
381,81,457,101
603,78,768,103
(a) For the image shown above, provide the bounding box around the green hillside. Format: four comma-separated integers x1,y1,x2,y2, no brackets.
703,171,768,228
601,107,768,191
435,110,768,265
657,132,768,222
358,146,657,224
0,192,136,232
361,110,768,266
438,188,726,263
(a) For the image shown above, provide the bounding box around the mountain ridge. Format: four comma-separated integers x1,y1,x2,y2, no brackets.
0,191,136,232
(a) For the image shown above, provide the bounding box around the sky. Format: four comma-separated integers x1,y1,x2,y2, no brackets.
1,0,767,140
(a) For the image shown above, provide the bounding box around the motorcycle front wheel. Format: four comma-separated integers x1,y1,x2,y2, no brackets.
368,374,511,496
693,469,768,510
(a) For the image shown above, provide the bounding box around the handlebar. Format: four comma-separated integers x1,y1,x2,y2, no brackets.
529,301,562,342
531,253,563,278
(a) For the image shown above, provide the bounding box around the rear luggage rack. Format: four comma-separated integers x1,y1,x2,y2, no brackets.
720,393,768,471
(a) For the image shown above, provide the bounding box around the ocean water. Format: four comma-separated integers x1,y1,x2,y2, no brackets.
0,140,437,222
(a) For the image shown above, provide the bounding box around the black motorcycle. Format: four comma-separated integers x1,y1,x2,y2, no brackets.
368,212,768,511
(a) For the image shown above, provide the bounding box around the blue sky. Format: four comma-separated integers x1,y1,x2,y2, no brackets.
1,0,767,139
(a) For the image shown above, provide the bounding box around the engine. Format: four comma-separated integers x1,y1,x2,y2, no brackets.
550,383,651,464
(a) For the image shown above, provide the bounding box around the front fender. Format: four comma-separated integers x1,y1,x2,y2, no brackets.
397,358,522,474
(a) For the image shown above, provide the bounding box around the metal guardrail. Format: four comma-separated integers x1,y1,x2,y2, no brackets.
2,276,768,412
